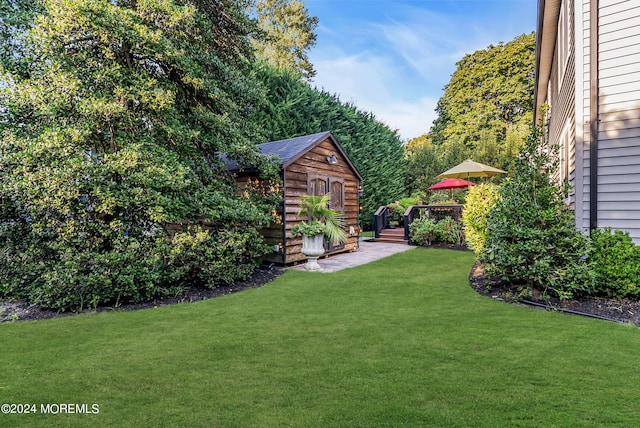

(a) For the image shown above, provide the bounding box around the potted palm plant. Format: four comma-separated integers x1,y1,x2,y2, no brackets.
291,193,347,271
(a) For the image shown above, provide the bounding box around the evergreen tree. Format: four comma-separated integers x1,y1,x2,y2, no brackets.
256,67,406,228
0,0,279,310
480,127,590,298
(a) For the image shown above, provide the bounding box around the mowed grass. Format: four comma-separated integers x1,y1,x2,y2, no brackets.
2,248,640,427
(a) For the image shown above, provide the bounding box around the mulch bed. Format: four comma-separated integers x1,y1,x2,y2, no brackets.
4,260,640,326
470,262,640,326
0,265,284,323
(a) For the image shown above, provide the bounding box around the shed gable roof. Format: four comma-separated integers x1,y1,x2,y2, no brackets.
227,131,362,181
259,131,332,166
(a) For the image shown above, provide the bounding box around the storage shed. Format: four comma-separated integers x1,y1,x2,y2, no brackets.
228,131,363,264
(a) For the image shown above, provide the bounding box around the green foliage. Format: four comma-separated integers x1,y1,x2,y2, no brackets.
256,66,406,228
405,34,535,194
251,0,318,80
432,33,535,149
293,193,346,244
0,0,278,311
409,218,439,246
409,216,463,246
480,127,590,298
291,220,325,237
427,191,462,205
462,183,499,254
386,197,414,222
437,217,464,245
588,228,640,298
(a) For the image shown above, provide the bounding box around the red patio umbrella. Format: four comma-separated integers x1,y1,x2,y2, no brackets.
428,178,477,190
428,178,476,200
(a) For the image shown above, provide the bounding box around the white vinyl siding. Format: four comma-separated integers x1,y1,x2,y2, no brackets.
595,0,640,243
539,0,640,243
547,0,576,205
578,0,592,231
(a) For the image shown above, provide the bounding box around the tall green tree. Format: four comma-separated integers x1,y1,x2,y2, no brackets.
0,0,279,310
405,33,535,194
0,0,43,79
432,33,535,149
251,0,318,80
255,67,406,228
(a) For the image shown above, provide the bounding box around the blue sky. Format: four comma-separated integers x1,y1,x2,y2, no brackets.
304,0,537,141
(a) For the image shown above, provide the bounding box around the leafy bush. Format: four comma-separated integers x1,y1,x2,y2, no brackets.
409,217,463,246
437,217,464,245
428,191,456,205
480,127,590,298
0,1,279,311
462,183,499,254
588,228,640,298
410,218,440,246
0,225,270,311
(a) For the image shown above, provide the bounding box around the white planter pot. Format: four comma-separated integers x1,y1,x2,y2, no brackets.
301,234,325,271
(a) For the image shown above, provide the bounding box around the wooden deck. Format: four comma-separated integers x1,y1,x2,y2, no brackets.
374,228,408,245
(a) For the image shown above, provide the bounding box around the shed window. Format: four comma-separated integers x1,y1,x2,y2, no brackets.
309,177,327,196
330,180,344,213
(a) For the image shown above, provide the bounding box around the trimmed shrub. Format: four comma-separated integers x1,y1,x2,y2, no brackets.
462,183,499,254
480,127,590,299
589,228,640,298
437,217,464,245
409,216,463,246
0,226,269,312
410,218,440,246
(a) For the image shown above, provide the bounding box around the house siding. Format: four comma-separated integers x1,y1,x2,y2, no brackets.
547,0,576,203
539,0,640,243
595,0,640,243
578,0,592,231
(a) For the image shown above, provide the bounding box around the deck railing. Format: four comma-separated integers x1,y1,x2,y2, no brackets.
403,204,465,241
373,205,390,239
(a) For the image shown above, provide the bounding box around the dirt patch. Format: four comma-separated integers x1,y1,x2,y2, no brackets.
0,265,283,323
470,263,640,326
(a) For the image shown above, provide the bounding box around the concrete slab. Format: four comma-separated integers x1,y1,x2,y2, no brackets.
291,238,415,273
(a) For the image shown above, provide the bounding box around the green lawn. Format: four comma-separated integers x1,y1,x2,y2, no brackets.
2,248,640,427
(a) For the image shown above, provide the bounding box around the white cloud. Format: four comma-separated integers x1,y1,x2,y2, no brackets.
307,1,536,141
312,51,437,141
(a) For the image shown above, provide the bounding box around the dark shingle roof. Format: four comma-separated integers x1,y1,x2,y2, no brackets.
224,131,361,181
258,131,332,165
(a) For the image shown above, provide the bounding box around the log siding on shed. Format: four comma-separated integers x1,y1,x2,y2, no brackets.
283,137,361,264
229,131,362,264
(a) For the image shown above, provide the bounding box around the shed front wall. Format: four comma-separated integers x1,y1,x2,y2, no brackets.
283,138,360,264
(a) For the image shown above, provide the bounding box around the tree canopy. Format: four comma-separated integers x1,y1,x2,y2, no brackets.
405,33,535,193
0,0,279,310
251,0,318,80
